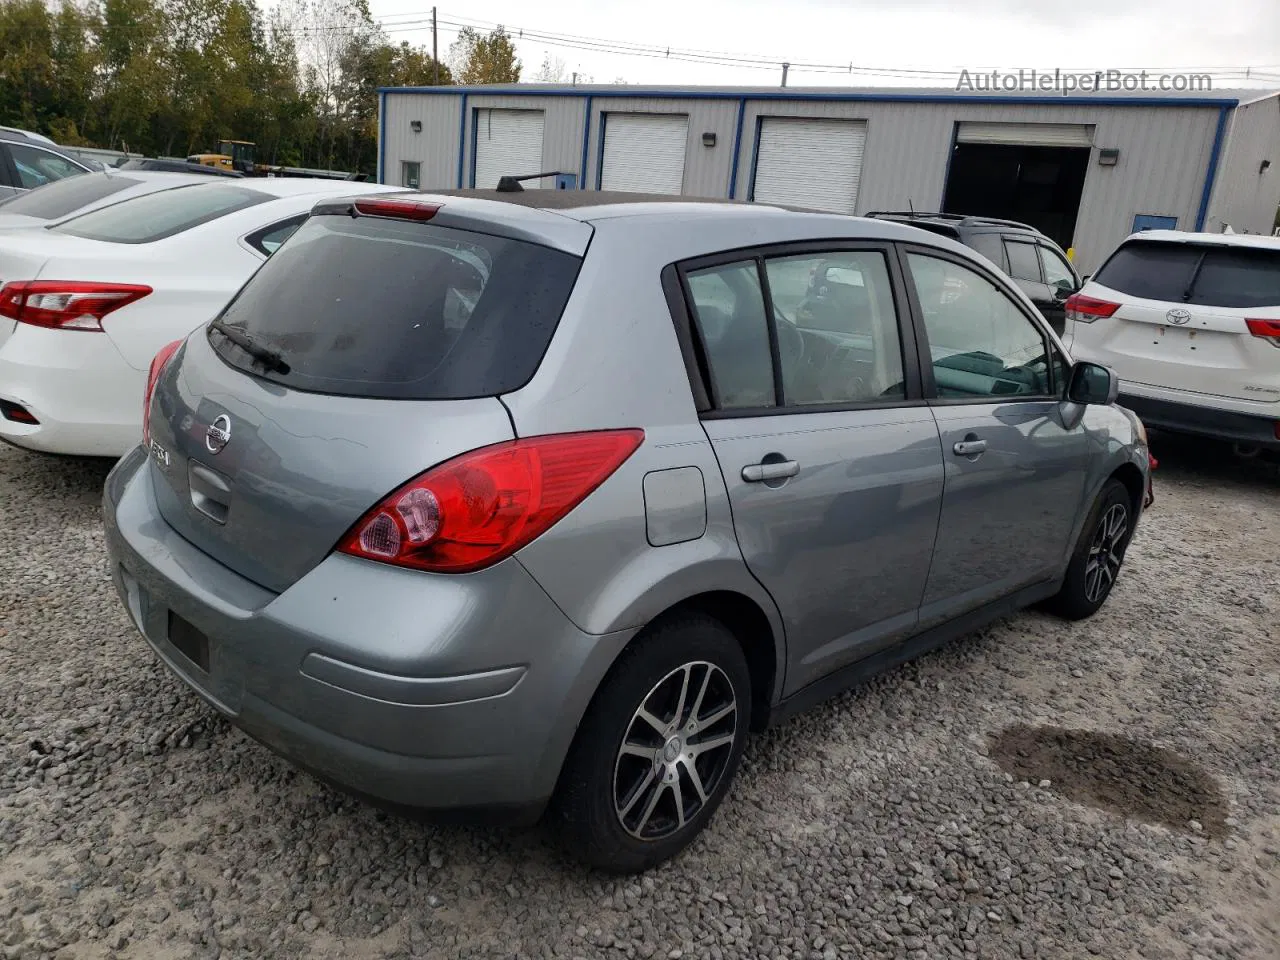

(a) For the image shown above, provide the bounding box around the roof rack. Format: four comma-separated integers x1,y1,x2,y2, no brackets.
867,211,1039,231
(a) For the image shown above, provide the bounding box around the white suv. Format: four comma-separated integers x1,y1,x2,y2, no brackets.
1064,231,1280,455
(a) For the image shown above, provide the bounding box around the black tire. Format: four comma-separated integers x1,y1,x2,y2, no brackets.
1045,479,1135,621
549,613,752,873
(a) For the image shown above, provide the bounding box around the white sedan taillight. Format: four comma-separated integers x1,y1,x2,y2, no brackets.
0,280,152,331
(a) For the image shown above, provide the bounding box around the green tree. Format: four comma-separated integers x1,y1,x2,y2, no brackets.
0,0,56,129
449,26,520,85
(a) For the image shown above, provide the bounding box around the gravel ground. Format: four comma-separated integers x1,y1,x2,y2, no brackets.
1,434,1277,960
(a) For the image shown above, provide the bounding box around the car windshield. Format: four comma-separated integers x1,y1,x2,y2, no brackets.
52,183,269,243
207,213,581,400
0,174,141,219
1093,240,1280,309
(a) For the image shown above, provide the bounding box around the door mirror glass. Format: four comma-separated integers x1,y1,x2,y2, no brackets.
1067,361,1117,405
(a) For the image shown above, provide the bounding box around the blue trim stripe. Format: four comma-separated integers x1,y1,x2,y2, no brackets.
377,91,386,184
727,98,746,199
1194,105,1231,231
455,94,468,188
379,85,1238,109
579,96,593,189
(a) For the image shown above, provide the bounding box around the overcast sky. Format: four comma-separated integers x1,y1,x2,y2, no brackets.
366,0,1280,88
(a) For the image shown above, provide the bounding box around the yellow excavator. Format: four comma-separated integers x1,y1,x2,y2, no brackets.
189,140,259,175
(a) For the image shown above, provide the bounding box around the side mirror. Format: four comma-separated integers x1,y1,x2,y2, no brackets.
1067,361,1118,405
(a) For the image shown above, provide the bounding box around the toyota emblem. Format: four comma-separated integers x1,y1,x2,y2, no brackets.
1166,308,1191,326
205,414,232,454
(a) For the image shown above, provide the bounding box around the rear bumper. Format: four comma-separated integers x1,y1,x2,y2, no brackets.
1119,387,1280,450
0,324,141,457
102,446,634,817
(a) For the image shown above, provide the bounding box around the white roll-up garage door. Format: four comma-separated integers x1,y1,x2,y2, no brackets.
956,122,1095,147
600,114,689,194
752,117,867,214
473,109,545,189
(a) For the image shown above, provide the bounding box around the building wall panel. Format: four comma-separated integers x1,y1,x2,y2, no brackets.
1207,95,1280,235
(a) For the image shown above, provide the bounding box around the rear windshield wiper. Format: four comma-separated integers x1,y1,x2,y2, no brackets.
208,318,291,374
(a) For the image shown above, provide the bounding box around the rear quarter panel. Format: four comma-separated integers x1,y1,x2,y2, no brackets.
505,217,791,697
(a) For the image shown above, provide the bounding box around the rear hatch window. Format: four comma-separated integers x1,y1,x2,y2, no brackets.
1094,240,1280,308
0,173,140,219
206,213,582,400
51,183,268,243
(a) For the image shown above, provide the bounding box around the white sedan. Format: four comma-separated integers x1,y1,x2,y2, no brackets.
0,177,400,457
0,170,215,232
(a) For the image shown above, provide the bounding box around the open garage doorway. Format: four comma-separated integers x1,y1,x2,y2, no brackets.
942,122,1092,250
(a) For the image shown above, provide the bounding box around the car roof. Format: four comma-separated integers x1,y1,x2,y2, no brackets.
323,187,987,261
1118,229,1280,251
0,127,56,145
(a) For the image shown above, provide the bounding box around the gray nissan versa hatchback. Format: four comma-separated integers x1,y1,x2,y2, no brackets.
103,190,1152,872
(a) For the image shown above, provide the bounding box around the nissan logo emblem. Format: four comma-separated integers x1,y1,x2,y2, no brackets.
205,414,232,454
1166,308,1191,326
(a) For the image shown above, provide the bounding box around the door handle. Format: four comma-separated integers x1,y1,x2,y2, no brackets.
952,437,988,458
742,459,800,483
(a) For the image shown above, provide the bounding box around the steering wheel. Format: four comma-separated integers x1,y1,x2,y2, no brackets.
774,310,805,364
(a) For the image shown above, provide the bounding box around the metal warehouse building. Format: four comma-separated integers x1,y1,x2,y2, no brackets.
377,84,1280,273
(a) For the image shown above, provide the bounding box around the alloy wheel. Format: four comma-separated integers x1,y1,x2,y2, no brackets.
1084,502,1128,603
612,661,738,841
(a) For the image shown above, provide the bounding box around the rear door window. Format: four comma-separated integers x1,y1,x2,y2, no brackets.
208,214,582,400
0,173,140,219
1003,240,1043,283
52,183,269,243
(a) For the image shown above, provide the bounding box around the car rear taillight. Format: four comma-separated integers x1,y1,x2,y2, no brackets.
142,340,183,446
1245,318,1280,347
338,429,645,573
353,197,441,222
0,280,152,331
1064,294,1121,324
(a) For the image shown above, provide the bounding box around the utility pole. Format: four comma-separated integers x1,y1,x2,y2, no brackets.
781,62,790,87
432,7,439,85
572,71,579,86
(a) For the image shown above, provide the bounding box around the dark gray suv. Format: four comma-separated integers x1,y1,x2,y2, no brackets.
869,212,1081,333
104,191,1150,872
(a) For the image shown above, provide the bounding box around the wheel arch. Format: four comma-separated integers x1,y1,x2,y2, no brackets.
1109,461,1146,517
654,590,783,732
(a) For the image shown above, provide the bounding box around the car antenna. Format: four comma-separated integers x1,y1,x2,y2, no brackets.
908,197,915,216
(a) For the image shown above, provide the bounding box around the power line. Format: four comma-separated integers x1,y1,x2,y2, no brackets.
283,8,1280,83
